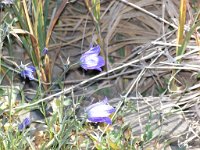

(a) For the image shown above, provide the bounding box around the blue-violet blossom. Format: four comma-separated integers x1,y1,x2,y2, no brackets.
42,47,48,55
85,97,115,125
1,0,14,5
80,45,105,71
20,62,36,80
18,118,31,131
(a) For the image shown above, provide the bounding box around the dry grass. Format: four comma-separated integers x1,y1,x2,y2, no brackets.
1,0,200,149
35,0,200,147
42,0,200,148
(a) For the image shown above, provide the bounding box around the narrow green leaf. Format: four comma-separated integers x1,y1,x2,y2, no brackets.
44,0,50,38
177,21,200,58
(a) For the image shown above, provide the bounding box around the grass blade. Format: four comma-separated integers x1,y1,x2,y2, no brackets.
176,0,187,57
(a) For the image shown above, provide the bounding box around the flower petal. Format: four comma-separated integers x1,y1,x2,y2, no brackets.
88,117,112,124
2,0,14,5
27,66,36,72
102,97,108,104
80,45,105,71
87,105,115,118
85,97,109,112
18,118,31,131
21,70,35,80
97,56,105,66
85,97,115,124
83,45,100,55
20,71,26,79
20,63,36,80
18,123,25,131
80,55,105,71
42,47,48,55
23,118,31,126
80,54,99,69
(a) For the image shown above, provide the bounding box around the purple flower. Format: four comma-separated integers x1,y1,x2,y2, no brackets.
1,0,14,5
85,97,115,125
18,118,31,131
80,45,105,71
42,47,48,55
20,62,36,80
